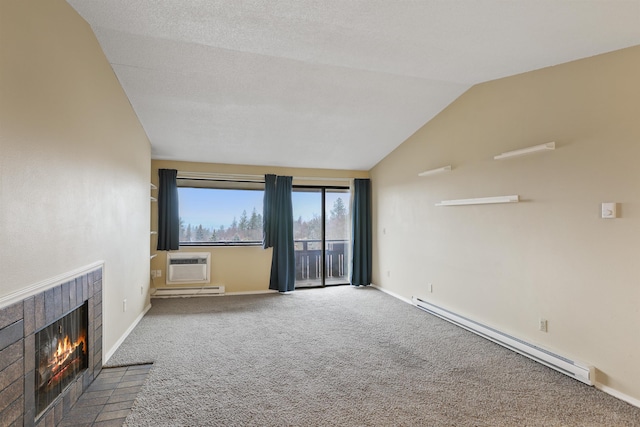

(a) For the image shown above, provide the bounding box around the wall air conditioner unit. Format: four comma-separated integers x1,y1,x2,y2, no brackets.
166,252,210,285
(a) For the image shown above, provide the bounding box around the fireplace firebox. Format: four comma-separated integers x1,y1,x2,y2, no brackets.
35,302,89,416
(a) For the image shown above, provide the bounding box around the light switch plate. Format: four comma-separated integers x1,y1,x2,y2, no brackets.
601,202,617,219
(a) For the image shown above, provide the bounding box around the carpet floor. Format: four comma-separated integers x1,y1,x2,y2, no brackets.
106,286,640,426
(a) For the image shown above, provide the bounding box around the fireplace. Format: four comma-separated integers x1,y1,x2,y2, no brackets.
35,303,89,416
0,264,103,427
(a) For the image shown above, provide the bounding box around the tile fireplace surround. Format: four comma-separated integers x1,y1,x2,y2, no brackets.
0,265,103,427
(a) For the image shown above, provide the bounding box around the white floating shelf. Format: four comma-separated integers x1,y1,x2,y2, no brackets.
418,165,452,177
150,254,157,260
150,231,158,235
150,196,157,202
436,195,519,206
150,183,158,190
494,142,555,160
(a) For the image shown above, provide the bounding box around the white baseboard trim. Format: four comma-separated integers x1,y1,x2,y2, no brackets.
0,260,105,310
225,290,279,296
104,303,152,364
595,382,640,409
370,284,413,305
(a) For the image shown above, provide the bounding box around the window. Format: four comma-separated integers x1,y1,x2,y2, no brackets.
176,176,352,251
177,187,264,245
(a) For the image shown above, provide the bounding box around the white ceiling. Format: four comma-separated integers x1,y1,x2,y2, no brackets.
66,0,640,171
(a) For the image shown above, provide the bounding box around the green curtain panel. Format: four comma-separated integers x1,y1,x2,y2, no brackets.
157,169,180,251
262,174,277,249
351,178,372,286
264,175,295,292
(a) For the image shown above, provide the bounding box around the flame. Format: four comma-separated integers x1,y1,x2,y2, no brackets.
47,333,86,376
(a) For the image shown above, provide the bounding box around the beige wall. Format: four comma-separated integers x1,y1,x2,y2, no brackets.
370,46,640,401
0,1,151,359
151,160,368,293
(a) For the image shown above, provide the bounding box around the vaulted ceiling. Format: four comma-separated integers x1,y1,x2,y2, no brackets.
67,0,640,170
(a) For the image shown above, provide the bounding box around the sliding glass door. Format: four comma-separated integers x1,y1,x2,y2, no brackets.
324,189,350,285
292,187,351,288
292,188,322,287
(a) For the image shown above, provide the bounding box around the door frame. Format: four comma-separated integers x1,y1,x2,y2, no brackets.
292,185,350,288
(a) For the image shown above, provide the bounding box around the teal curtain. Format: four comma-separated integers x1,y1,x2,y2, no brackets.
264,175,295,292
157,169,180,250
351,178,372,286
262,174,277,249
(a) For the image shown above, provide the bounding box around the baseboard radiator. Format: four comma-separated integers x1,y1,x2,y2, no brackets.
412,297,594,385
152,286,225,298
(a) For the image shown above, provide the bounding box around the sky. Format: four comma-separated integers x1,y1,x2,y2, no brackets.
178,188,349,230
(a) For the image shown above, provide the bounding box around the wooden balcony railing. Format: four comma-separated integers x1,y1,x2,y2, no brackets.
294,239,349,285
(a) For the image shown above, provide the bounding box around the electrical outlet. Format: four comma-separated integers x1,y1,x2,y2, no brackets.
151,270,157,279
140,285,144,295
539,318,548,332
156,270,162,277
123,299,127,312
386,270,390,277
428,283,433,293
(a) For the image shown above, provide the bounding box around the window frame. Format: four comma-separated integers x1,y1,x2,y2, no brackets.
177,178,265,247
292,185,352,287
175,174,353,248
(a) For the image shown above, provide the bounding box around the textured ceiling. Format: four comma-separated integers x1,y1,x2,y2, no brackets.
66,0,640,171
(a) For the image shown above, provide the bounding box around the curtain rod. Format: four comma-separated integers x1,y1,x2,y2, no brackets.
177,171,355,183
177,172,264,182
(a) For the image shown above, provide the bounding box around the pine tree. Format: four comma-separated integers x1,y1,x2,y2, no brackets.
249,208,260,230
307,214,322,240
328,197,348,240
248,208,262,240
330,197,347,220
195,224,206,241
239,210,249,232
294,216,304,240
179,217,185,241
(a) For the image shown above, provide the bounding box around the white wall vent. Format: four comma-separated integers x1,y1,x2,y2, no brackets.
166,252,210,285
